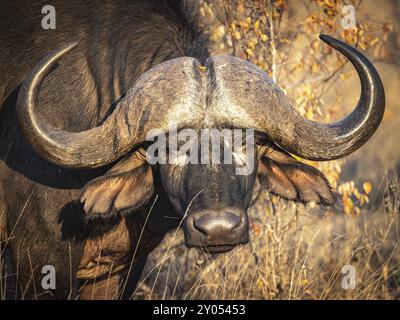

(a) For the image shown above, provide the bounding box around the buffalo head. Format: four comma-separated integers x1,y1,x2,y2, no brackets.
16,35,385,253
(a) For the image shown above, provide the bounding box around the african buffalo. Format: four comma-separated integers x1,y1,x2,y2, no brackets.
0,0,384,299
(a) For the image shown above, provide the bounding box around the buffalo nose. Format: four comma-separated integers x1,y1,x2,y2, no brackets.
194,211,242,236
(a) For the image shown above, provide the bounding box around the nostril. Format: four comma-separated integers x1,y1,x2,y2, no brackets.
194,211,242,236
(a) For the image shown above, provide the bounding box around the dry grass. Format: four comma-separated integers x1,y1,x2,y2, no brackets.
1,173,399,300
133,174,400,300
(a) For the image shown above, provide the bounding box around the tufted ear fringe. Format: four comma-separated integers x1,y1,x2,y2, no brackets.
80,149,154,220
257,144,337,206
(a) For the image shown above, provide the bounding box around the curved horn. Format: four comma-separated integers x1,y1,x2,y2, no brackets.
16,43,198,168
211,34,385,161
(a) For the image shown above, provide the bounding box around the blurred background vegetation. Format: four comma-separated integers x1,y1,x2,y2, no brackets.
134,0,400,300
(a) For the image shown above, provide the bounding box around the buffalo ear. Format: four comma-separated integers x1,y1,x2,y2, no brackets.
257,144,336,205
81,149,154,219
